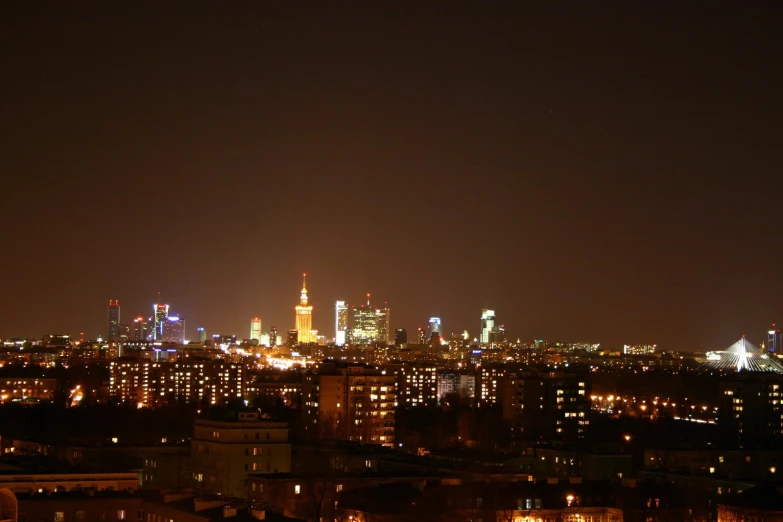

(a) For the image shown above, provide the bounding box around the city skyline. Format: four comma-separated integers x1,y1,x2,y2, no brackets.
6,273,781,353
2,4,781,351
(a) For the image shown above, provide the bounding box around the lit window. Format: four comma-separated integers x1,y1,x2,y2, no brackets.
118,511,126,521
54,513,65,522
295,485,301,495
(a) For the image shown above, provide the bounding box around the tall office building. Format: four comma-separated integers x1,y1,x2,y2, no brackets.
480,308,496,344
394,328,408,346
162,316,186,343
132,316,149,341
294,274,315,344
196,326,207,343
351,295,391,345
335,301,349,346
250,317,262,342
428,317,442,341
154,303,169,340
269,326,278,347
107,300,121,341
287,329,299,347
377,306,390,345
769,325,781,354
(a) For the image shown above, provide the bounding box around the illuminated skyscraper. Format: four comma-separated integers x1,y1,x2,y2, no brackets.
428,317,442,341
107,300,121,341
270,326,278,347
480,309,496,344
162,316,186,343
394,328,407,346
287,329,299,347
154,303,169,340
250,317,262,342
335,301,349,346
132,316,149,341
197,326,207,343
769,325,782,354
351,295,390,345
294,274,315,344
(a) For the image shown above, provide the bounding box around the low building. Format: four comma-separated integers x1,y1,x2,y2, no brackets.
190,412,291,499
718,484,783,522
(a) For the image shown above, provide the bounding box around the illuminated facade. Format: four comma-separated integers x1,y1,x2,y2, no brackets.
480,308,495,343
303,364,396,446
153,303,169,340
161,316,186,343
0,378,57,403
391,364,438,407
294,274,315,344
428,317,442,341
437,372,475,403
107,300,121,341
351,295,390,345
109,359,243,407
250,317,262,342
335,300,349,346
769,325,781,354
623,344,657,355
132,317,149,341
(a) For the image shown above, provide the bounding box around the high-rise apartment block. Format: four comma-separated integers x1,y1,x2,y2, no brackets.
394,328,408,346
303,363,396,446
623,344,657,355
387,364,438,407
191,412,291,498
437,372,476,403
501,371,590,441
107,300,121,341
109,359,243,407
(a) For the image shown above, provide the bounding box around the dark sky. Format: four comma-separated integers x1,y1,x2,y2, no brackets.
2,3,781,351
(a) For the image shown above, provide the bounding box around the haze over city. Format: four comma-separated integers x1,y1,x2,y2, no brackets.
2,3,781,351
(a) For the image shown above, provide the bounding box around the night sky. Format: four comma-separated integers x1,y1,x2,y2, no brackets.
2,3,781,351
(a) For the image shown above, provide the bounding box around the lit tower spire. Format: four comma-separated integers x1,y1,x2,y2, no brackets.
300,273,308,305
295,273,314,344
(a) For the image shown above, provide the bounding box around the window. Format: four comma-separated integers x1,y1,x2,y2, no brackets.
295,484,301,495
118,510,127,521
137,510,144,521
476,498,483,508
54,513,65,522
76,512,85,522
336,484,343,492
